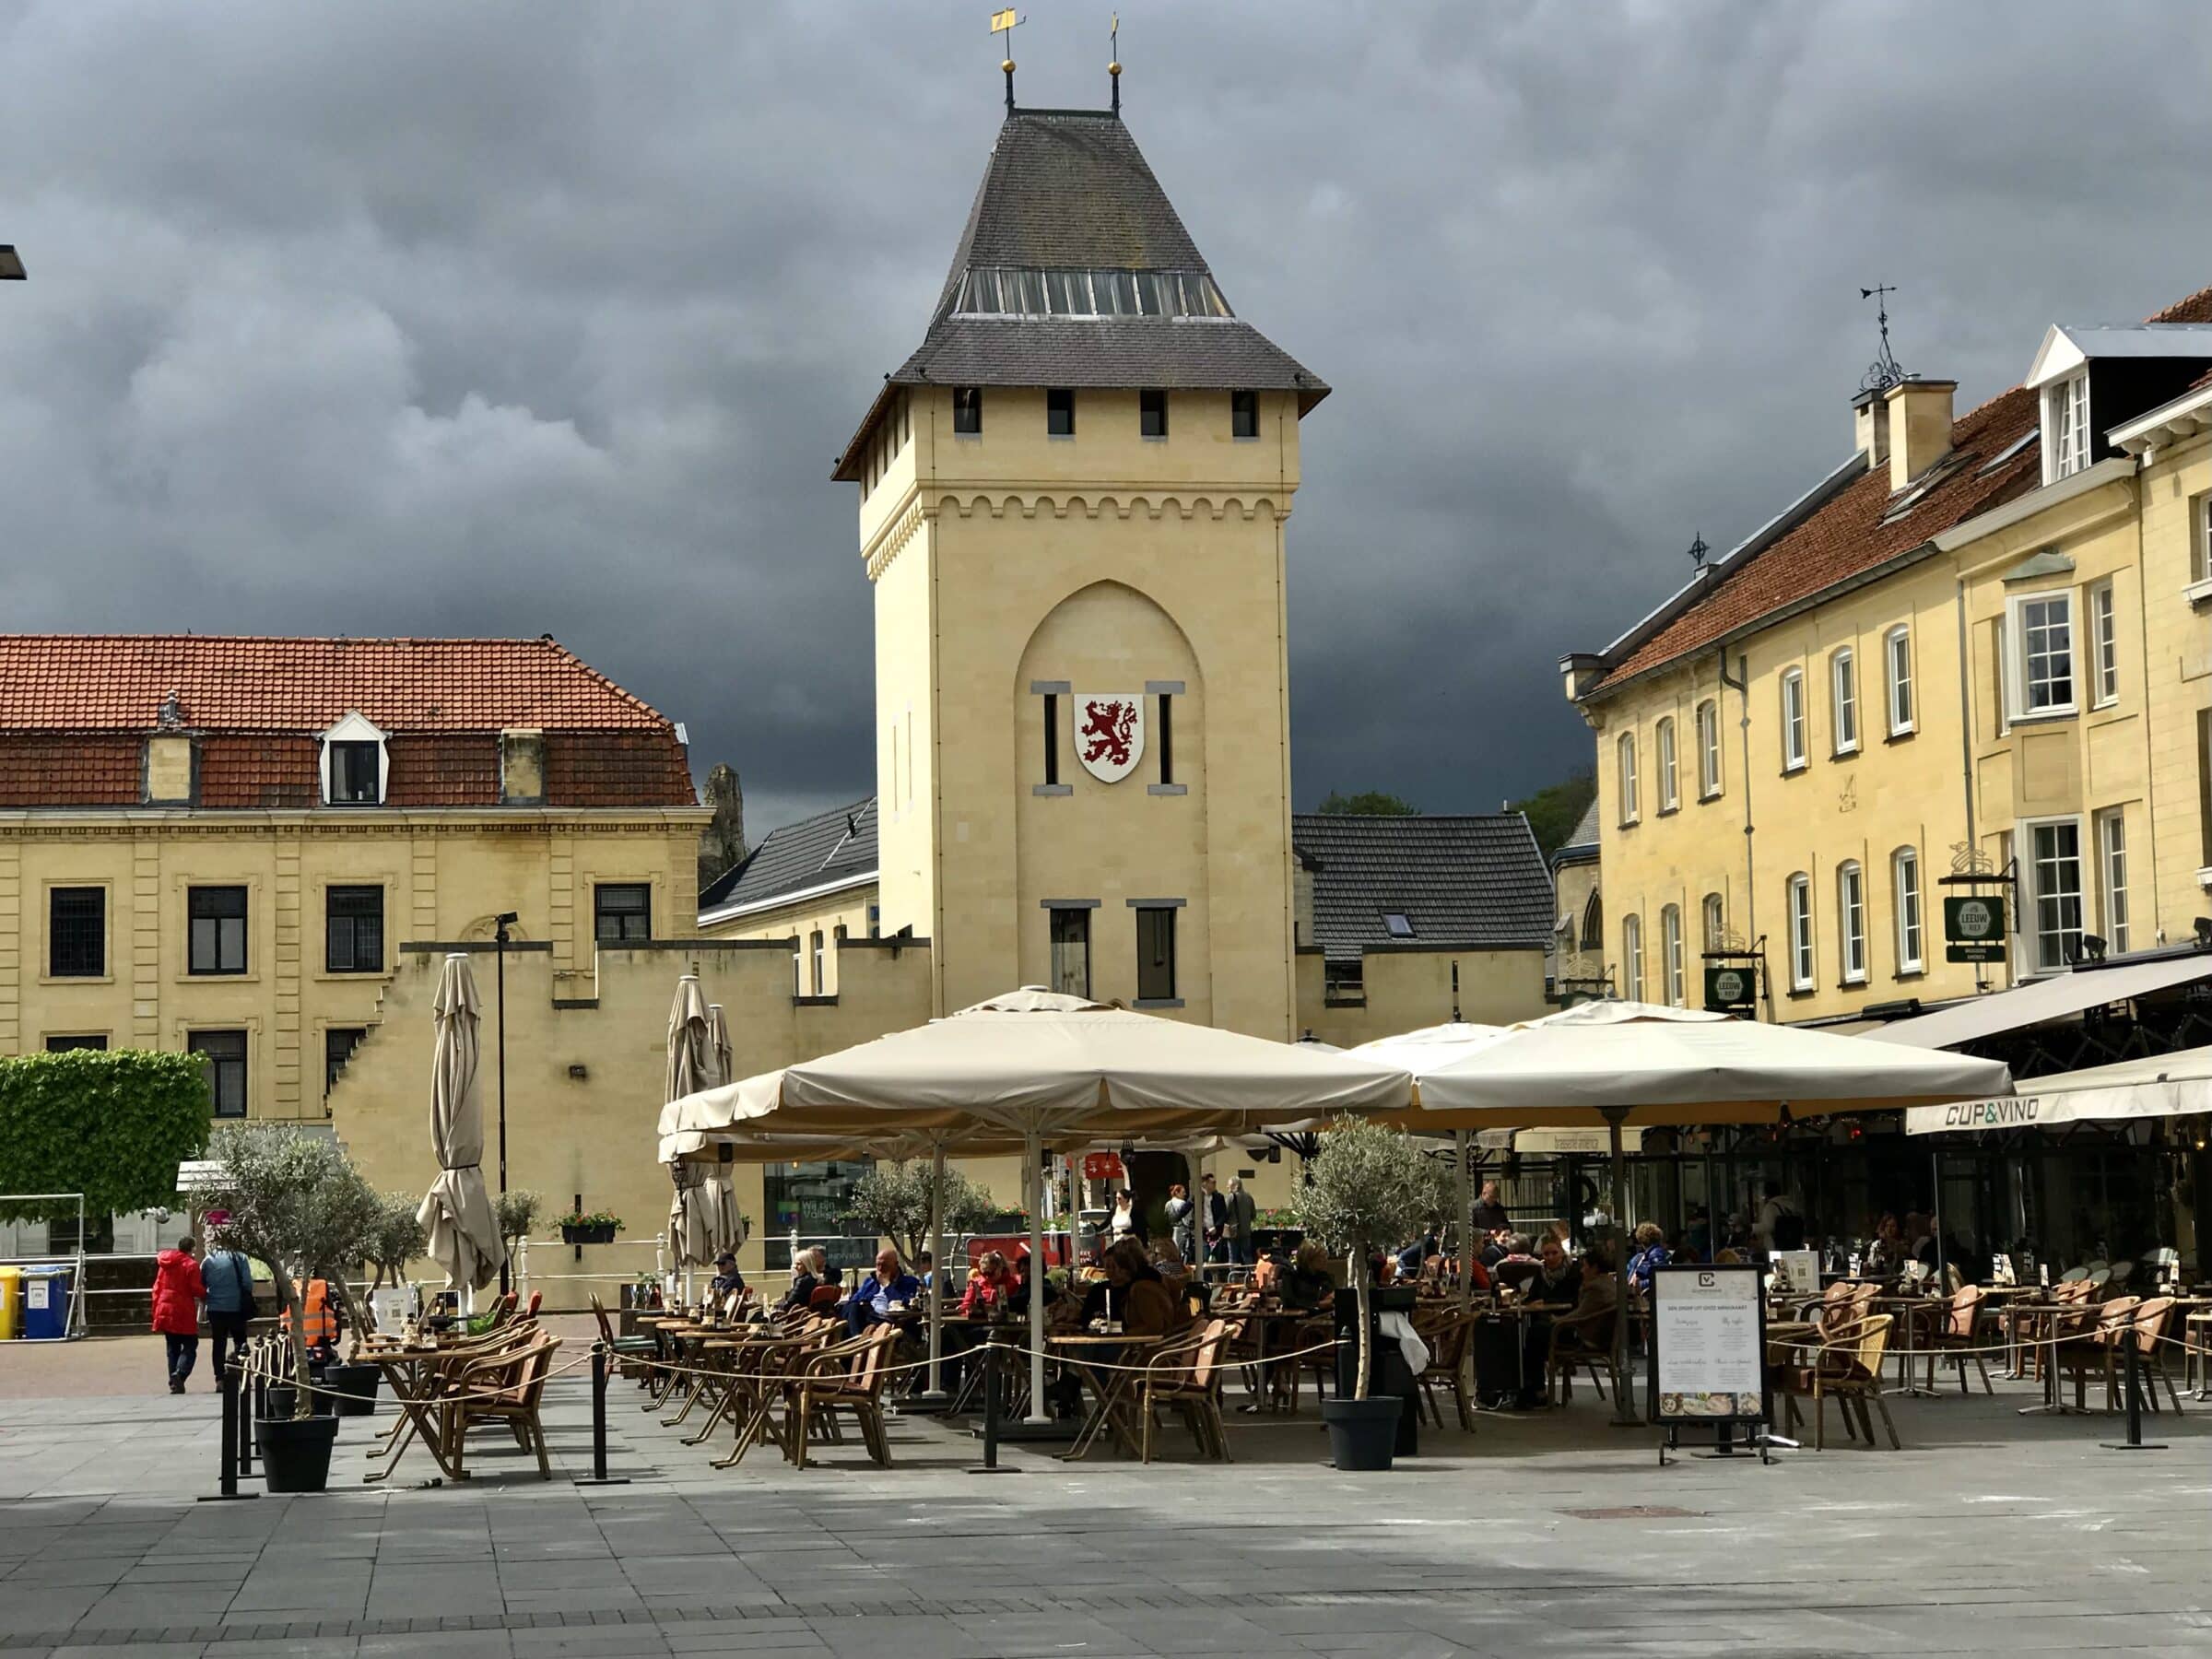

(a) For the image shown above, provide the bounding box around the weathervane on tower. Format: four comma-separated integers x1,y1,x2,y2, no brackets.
1110,12,1123,116
992,8,1023,113
1858,283,1904,394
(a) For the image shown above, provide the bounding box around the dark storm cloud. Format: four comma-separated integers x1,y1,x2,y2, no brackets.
4,2,2210,831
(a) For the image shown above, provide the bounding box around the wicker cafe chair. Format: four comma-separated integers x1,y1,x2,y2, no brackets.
1138,1317,1235,1463
2053,1294,2139,1412
434,1335,562,1479
1923,1285,1992,1394
784,1324,901,1470
2120,1296,2183,1416
588,1293,658,1382
1547,1309,1618,1406
1413,1310,1479,1432
1778,1314,1898,1450
708,1315,839,1470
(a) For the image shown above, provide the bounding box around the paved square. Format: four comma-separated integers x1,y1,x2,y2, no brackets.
4,1330,2208,1657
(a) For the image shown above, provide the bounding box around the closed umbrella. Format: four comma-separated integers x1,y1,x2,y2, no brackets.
700,1004,741,1259
417,954,507,1296
1411,1000,2012,1424
666,976,716,1281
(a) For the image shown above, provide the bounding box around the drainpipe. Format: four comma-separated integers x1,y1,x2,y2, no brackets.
1716,648,1761,1017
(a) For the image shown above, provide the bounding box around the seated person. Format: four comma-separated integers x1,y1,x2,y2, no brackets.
1523,1237,1582,1305
843,1248,920,1336
1627,1223,1671,1293
960,1250,1017,1317
914,1251,935,1293
1282,1241,1336,1312
777,1246,827,1314
1007,1251,1065,1319
1097,1237,1185,1338
1551,1256,1620,1358
1396,1231,1441,1280
1459,1250,1494,1295
709,1251,747,1303
1249,1253,1283,1296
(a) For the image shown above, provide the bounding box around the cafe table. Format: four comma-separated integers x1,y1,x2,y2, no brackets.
1049,1333,1169,1460
362,1345,470,1482
1217,1305,1319,1413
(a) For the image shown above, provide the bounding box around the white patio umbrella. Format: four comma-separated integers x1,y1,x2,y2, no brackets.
417,954,507,1296
657,987,1415,1425
666,976,716,1283
1410,1000,2014,1423
700,1004,742,1260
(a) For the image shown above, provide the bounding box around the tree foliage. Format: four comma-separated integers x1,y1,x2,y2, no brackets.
363,1191,426,1289
841,1159,997,1265
1315,789,1419,817
494,1188,544,1257
1511,765,1596,858
201,1124,381,1407
0,1050,211,1224
1295,1117,1439,1400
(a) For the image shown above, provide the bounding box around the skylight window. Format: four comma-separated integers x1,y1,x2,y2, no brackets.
952,266,1232,321
1382,912,1415,939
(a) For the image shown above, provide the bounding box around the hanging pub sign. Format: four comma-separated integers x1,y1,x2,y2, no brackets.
1944,894,2006,963
1703,963,1757,1015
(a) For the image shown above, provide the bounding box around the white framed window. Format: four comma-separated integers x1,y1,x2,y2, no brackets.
2043,371,2090,482
2088,579,2118,708
2022,817,2085,973
1830,647,1858,756
1838,861,1867,984
1621,913,1643,1002
1786,874,1813,992
1701,891,1726,952
1696,700,1722,798
1660,903,1685,1006
318,711,388,806
1780,668,1807,771
2097,808,2130,955
1885,625,1914,736
2006,590,2077,719
2194,491,2212,585
1656,717,1678,811
1618,732,1640,825
1892,845,1924,974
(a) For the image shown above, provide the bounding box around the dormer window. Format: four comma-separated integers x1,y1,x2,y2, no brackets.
2043,371,2089,482
319,712,388,806
1382,912,1415,939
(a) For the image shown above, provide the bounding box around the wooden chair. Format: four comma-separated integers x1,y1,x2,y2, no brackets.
588,1293,658,1382
1547,1308,1618,1405
1413,1311,1478,1432
1779,1314,1897,1450
2053,1294,2139,1412
2120,1296,2183,1415
1138,1317,1234,1463
709,1316,840,1470
1924,1285,1991,1394
436,1335,562,1479
784,1324,900,1470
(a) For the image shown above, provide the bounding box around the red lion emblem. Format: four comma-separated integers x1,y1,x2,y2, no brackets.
1079,699,1138,769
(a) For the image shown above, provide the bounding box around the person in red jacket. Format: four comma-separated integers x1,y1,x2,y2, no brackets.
150,1236,206,1394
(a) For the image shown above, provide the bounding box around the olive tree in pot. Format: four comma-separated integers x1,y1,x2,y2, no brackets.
203,1124,381,1490
1297,1116,1435,1471
840,1160,996,1267
325,1190,426,1416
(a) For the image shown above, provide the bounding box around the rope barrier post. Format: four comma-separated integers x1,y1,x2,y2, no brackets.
2100,1336,2166,1452
196,1360,259,1502
235,1356,254,1479
967,1343,1016,1475
572,1342,632,1487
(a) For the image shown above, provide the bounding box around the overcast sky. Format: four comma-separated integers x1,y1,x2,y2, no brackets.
5,2,2211,833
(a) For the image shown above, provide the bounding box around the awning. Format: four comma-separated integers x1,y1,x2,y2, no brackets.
1475,1126,1647,1155
1906,1044,2212,1136
1866,953,2212,1052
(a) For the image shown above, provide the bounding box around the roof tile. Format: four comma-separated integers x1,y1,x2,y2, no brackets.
1291,813,1554,962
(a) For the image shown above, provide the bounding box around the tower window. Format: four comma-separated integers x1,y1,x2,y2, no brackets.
1157,693,1173,785
1231,390,1259,440
1046,388,1076,437
1140,389,1169,439
1135,907,1178,1003
1043,693,1061,785
1049,907,1091,997
953,386,983,435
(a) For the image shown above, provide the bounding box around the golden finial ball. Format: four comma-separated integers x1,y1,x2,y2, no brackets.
1002,58,1015,73
1109,60,1122,75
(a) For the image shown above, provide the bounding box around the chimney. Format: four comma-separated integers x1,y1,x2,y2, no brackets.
1884,378,1956,492
1852,388,1890,472
1559,652,1604,704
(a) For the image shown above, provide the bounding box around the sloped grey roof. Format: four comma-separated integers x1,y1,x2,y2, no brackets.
891,316,1320,396
1551,798,1602,869
1292,813,1555,963
700,796,877,916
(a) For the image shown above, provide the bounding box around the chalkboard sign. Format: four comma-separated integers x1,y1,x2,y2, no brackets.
1649,1263,1767,1426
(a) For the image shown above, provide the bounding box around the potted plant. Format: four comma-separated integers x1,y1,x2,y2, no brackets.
1296,1116,1435,1471
557,1207,623,1245
496,1188,543,1263
201,1124,381,1491
1251,1205,1306,1259
324,1190,424,1416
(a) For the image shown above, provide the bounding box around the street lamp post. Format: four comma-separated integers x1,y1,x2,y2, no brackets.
494,911,517,1295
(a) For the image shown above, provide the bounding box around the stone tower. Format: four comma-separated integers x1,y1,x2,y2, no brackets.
833,102,1326,1036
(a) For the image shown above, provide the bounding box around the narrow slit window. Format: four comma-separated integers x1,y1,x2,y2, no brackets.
1043,693,1060,786
1135,907,1177,1002
1231,390,1259,439
953,386,983,435
1046,388,1076,437
1157,693,1173,785
1140,389,1169,439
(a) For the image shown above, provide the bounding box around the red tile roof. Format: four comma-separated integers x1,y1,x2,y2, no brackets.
0,736,140,807
1586,281,2212,698
198,735,317,809
546,731,700,807
0,635,671,732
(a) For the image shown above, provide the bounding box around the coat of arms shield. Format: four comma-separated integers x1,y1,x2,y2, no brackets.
1074,693,1145,783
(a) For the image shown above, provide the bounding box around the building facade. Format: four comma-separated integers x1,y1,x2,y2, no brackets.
1562,284,2212,1024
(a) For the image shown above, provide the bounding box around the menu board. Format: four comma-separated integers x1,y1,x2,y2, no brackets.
1770,1249,1820,1299
1650,1264,1765,1423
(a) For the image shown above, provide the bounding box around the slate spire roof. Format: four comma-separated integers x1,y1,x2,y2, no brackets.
837,109,1324,477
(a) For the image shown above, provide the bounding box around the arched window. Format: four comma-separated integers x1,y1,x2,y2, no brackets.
1885,625,1914,736
1660,904,1685,1006
1892,846,1923,972
1696,700,1722,798
1830,647,1858,756
1701,892,1726,952
1656,717,1678,812
1786,873,1813,991
1581,889,1604,952
1838,861,1867,984
1622,913,1643,1002
1618,732,1640,825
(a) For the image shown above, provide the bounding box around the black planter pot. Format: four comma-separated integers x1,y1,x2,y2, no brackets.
257,1412,340,1493
325,1362,382,1417
562,1223,618,1245
1320,1396,1403,1471
265,1381,335,1419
